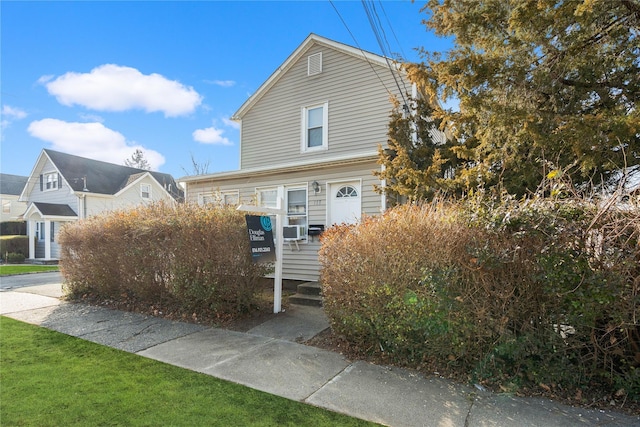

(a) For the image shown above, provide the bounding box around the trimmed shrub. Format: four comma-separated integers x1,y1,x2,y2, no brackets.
0,235,29,258
319,198,639,399
58,202,271,319
0,221,27,236
5,252,25,263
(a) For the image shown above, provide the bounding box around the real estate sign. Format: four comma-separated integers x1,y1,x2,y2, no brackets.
245,215,276,263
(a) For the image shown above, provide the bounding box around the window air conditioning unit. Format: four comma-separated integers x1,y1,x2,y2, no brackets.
282,225,301,241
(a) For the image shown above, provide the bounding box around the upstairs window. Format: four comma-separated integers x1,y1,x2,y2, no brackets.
42,172,60,191
140,183,151,199
301,102,328,152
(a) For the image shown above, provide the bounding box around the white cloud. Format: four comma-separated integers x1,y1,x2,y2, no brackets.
205,79,236,87
43,64,203,117
78,113,104,123
192,125,233,145
1,105,27,129
27,118,165,169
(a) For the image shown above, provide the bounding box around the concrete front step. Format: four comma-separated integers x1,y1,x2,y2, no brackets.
289,293,323,307
297,281,321,296
289,281,323,306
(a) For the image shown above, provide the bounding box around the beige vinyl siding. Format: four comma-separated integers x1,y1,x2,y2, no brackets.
240,44,405,170
184,160,381,281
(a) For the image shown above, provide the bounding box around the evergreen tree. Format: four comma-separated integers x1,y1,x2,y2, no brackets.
399,0,639,196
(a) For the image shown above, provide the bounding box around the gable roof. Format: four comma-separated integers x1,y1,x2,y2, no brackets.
39,149,183,200
0,173,28,196
31,202,77,217
231,33,399,120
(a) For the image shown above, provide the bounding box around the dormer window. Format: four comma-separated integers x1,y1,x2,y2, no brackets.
308,52,322,76
42,172,60,191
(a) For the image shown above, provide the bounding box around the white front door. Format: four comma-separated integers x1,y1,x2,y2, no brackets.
328,181,361,225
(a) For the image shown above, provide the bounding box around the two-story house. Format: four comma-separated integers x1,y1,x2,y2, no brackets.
20,149,183,262
179,34,430,281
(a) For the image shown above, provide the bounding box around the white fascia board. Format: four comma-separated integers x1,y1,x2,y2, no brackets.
178,151,379,184
19,150,52,201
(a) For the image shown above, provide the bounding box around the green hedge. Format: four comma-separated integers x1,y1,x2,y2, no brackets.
0,235,29,259
58,202,272,318
0,221,27,236
319,199,639,400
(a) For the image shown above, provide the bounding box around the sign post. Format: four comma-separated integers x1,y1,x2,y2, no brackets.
238,198,285,313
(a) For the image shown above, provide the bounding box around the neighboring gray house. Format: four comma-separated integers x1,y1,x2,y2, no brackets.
1,173,28,223
179,34,442,281
20,149,183,262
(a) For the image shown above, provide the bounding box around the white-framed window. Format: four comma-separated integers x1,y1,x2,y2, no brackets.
198,190,240,206
257,187,278,208
255,186,309,243
198,192,216,205
221,190,239,206
336,185,359,198
301,102,328,152
286,186,308,241
36,222,45,241
140,183,151,199
44,172,59,191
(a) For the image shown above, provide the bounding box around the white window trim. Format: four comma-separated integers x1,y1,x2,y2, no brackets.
198,191,215,206
301,102,329,153
308,52,322,76
285,184,309,243
43,172,59,192
140,183,152,200
220,190,240,206
36,222,45,241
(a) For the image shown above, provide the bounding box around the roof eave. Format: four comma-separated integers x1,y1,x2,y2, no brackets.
178,152,379,184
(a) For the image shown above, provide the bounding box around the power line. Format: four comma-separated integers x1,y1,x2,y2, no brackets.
328,0,392,96
361,0,409,105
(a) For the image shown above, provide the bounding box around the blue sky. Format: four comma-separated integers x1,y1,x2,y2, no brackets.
1,1,451,180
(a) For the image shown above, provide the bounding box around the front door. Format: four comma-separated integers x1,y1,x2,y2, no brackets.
328,181,361,225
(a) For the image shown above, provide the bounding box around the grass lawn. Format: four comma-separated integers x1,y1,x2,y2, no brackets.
0,265,59,276
0,317,376,426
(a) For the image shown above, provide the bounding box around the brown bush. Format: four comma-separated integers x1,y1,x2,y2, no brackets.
319,198,639,399
58,202,271,318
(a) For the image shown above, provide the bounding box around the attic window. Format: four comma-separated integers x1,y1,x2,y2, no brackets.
141,183,151,199
308,52,322,76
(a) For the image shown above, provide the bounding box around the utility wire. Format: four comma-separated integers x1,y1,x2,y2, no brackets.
362,0,409,105
329,0,393,96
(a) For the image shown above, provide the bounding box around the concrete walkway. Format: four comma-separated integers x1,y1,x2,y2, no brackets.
1,280,638,427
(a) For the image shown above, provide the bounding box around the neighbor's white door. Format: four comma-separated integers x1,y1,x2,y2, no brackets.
328,181,361,225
